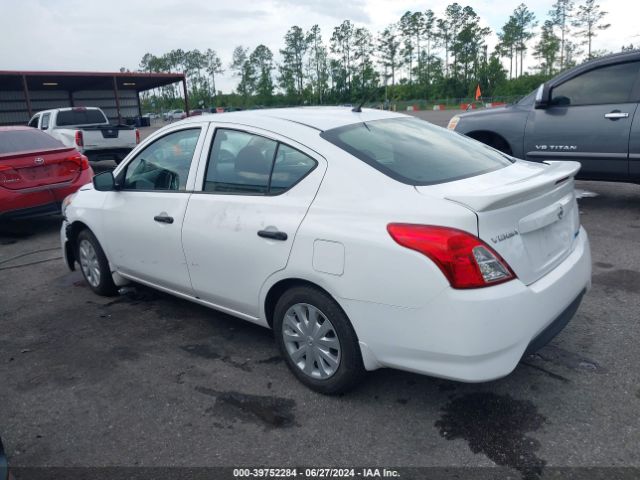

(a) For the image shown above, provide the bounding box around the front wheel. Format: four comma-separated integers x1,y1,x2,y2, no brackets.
76,229,117,296
274,286,365,394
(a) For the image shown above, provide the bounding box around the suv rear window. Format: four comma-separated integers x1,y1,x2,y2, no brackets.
321,117,512,186
56,109,108,126
0,129,65,155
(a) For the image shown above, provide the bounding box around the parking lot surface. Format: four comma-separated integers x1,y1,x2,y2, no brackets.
0,111,639,478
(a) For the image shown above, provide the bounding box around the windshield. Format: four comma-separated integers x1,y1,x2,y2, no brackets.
320,117,513,186
518,90,536,106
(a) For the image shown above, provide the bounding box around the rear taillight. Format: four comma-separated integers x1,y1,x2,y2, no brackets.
67,153,90,171
75,130,84,147
135,129,140,144
0,165,22,186
387,224,515,289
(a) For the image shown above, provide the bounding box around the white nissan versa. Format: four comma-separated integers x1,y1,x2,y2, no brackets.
60,107,592,394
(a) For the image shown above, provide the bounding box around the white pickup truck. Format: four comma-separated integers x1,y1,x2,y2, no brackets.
28,107,139,164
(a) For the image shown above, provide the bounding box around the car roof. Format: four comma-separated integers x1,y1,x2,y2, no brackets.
179,106,406,132
34,106,102,115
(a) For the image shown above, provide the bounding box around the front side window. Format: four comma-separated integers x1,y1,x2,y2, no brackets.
204,129,317,195
121,128,200,191
551,61,640,107
321,117,512,186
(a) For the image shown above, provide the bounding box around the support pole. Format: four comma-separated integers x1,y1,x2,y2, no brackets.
112,76,122,124
22,75,32,118
136,91,142,117
182,76,189,116
68,90,74,107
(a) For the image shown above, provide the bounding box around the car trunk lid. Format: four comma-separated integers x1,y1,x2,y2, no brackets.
0,147,83,191
416,161,582,285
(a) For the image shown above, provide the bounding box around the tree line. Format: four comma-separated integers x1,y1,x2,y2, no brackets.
137,0,619,111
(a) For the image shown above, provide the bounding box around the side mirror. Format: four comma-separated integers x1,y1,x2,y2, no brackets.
93,171,117,191
534,83,551,109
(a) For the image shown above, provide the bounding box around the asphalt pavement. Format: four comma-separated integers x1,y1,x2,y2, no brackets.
0,110,639,478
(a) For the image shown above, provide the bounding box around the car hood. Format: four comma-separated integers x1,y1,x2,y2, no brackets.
457,105,513,120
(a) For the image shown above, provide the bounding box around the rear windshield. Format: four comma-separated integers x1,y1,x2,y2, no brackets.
0,129,65,155
56,109,107,126
320,117,513,185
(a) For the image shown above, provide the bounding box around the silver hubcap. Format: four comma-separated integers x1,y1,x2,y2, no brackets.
282,303,341,379
79,239,101,288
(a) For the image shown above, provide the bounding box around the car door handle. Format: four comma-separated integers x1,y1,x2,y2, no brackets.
257,230,288,241
604,112,629,120
153,214,174,224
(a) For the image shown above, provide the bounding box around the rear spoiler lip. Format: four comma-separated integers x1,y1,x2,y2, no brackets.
443,161,581,212
0,146,77,160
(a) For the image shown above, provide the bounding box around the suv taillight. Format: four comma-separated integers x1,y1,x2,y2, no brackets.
75,130,84,147
387,224,515,289
135,129,140,144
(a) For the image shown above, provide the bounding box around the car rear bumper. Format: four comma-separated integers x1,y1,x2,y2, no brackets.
0,169,93,219
341,227,592,382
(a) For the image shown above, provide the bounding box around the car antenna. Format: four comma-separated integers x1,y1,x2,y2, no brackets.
352,89,373,113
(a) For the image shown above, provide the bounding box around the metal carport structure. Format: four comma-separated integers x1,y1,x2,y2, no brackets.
0,71,187,126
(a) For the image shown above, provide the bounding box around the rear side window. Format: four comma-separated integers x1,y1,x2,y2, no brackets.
56,109,108,126
551,61,640,106
0,129,65,155
270,144,318,194
321,117,512,186
28,115,39,128
204,129,317,195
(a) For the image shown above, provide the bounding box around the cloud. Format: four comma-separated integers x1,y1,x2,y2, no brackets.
0,0,635,94
274,0,370,23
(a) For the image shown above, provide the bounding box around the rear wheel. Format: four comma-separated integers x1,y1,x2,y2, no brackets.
274,286,365,394
76,229,117,296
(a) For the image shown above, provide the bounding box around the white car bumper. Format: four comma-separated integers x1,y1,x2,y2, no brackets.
341,227,592,382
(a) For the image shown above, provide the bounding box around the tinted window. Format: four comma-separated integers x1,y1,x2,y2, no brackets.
56,109,108,126
27,115,39,128
40,113,50,130
321,117,512,186
270,144,317,193
551,61,640,106
122,128,200,191
204,130,277,194
0,129,65,155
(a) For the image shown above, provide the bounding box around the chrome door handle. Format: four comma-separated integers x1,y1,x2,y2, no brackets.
154,214,174,224
604,112,629,120
257,230,288,241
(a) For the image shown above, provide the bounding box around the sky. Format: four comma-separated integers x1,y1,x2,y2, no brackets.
1,0,637,93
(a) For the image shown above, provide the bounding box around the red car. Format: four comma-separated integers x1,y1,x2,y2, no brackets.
0,126,93,218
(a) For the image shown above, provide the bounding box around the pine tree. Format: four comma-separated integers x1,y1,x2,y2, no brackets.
572,0,610,59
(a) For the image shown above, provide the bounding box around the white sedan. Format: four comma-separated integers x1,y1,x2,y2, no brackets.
61,107,591,394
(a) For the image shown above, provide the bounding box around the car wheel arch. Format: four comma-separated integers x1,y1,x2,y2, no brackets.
263,277,349,331
65,220,93,269
466,130,513,155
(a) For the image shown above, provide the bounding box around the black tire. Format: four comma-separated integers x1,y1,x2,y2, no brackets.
76,229,118,296
273,286,365,394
